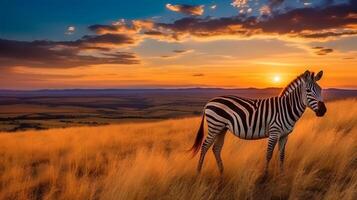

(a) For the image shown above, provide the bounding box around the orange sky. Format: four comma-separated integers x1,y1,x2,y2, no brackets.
2,36,356,90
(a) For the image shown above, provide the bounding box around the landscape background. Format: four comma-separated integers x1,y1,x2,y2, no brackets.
1,88,356,132
1,0,357,199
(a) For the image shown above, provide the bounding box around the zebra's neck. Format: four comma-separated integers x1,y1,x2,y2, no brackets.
279,83,307,122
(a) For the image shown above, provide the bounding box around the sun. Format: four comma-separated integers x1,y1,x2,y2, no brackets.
273,75,281,83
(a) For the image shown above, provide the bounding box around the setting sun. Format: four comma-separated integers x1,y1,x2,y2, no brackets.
273,75,282,83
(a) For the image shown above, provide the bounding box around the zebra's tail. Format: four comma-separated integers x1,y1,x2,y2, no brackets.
189,114,205,157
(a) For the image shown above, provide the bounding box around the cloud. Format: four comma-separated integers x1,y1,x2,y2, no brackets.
300,30,357,39
156,1,357,40
173,49,190,54
312,46,334,55
0,35,139,68
65,26,76,35
0,20,143,68
156,17,251,38
251,3,356,35
143,30,165,36
259,5,271,16
166,4,204,16
303,2,312,6
192,73,204,77
231,0,249,8
77,34,135,46
268,0,285,8
343,57,354,59
321,0,334,7
4,0,354,69
84,1,356,44
89,19,154,35
231,0,254,14
159,49,193,59
89,19,179,41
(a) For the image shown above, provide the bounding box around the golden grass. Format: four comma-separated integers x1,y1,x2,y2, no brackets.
0,99,356,200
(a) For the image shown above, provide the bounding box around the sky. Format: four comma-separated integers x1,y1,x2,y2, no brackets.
0,0,356,89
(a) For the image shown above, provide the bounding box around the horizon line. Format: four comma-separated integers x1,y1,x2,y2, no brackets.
0,87,356,92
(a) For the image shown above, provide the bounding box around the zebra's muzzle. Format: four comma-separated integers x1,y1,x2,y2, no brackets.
316,101,327,117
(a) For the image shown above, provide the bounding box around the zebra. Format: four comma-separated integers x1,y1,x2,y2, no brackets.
190,70,327,174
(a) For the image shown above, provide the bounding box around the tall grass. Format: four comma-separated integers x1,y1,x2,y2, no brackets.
0,99,356,200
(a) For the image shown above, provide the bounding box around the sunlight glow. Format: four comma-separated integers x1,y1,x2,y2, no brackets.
273,75,281,83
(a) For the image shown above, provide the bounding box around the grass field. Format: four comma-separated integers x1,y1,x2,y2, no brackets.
0,99,356,200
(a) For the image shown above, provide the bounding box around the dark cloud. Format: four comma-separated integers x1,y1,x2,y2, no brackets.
160,55,172,58
81,46,112,51
0,34,139,68
78,34,135,45
142,30,177,40
88,20,177,41
143,30,165,36
173,49,189,54
159,49,192,59
300,30,357,39
156,1,357,39
312,46,334,55
166,4,204,16
192,73,204,77
269,0,285,8
251,3,356,34
88,24,119,33
88,20,154,35
156,16,252,38
321,0,334,7
317,49,333,55
86,1,355,42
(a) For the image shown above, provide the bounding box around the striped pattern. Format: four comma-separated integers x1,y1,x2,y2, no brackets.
193,71,326,174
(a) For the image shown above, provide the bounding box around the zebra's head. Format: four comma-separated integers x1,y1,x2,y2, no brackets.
303,70,326,117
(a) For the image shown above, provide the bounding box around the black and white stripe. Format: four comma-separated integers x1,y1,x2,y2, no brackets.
191,70,326,174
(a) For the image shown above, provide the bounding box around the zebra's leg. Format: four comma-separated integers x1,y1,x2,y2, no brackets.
197,130,218,173
278,135,288,172
265,129,279,173
212,130,227,175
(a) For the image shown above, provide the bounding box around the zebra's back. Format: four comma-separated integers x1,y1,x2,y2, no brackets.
204,95,277,140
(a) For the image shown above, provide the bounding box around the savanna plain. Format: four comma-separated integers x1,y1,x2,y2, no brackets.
0,99,356,200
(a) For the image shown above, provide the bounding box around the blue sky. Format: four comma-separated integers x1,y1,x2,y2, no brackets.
0,0,218,40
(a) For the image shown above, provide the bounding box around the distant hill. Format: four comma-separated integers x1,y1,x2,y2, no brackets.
0,88,356,100
0,88,356,131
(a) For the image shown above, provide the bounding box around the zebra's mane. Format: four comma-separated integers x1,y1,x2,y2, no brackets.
279,72,307,97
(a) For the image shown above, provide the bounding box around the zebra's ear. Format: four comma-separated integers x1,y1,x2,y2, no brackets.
303,70,310,80
314,70,323,81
